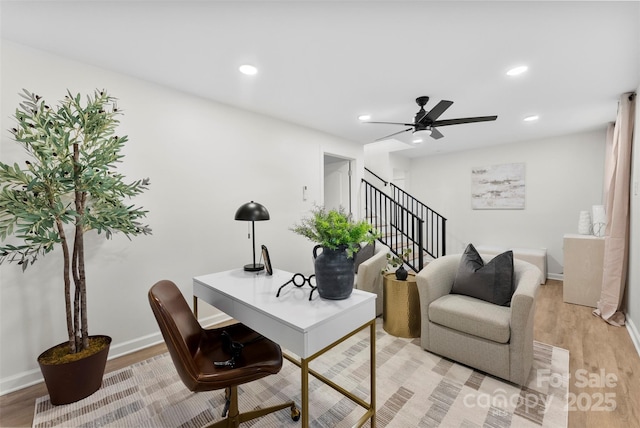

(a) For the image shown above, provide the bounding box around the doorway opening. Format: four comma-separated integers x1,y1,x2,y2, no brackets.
323,154,352,215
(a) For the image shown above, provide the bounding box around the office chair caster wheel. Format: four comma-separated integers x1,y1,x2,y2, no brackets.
290,405,301,422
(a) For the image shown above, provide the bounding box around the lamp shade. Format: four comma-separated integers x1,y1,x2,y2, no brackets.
234,201,270,221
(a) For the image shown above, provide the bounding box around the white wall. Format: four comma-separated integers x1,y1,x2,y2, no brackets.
390,152,411,190
407,130,606,276
0,41,364,393
363,141,392,185
626,87,640,355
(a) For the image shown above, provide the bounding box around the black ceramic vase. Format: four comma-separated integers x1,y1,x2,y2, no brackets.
313,245,355,300
395,265,409,280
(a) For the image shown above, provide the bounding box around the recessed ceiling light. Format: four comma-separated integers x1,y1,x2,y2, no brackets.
358,114,371,121
239,64,258,75
506,65,528,76
523,115,539,122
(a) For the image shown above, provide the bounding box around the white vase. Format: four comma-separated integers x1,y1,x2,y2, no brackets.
578,211,591,235
592,205,606,237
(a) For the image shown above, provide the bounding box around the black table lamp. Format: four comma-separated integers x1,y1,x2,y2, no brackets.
234,201,270,271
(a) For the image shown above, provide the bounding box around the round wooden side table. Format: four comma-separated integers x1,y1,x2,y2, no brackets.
382,272,421,338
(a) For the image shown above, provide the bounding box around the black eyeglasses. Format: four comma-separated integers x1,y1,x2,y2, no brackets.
276,273,317,301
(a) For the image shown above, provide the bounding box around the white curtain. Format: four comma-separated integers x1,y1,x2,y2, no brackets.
594,92,636,326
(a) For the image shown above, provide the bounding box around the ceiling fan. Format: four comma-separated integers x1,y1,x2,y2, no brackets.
365,96,497,141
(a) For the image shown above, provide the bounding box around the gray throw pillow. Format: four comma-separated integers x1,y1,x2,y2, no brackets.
451,243,515,306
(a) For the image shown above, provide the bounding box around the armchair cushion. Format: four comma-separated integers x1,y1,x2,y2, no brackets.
452,243,515,306
429,294,511,343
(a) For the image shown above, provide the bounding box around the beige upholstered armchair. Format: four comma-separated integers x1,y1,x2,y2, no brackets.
415,253,541,385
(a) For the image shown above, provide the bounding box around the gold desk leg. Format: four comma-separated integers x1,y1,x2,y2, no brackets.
283,319,375,428
370,319,376,428
301,356,309,428
193,295,198,319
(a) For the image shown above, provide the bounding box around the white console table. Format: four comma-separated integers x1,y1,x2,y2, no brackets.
563,234,604,307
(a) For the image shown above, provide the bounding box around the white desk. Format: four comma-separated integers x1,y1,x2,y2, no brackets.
193,269,377,427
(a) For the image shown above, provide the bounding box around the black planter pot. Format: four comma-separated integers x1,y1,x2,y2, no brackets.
313,245,355,300
37,335,111,405
395,265,409,280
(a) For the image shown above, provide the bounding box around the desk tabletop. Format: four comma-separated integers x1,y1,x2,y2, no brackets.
193,269,376,357
194,269,375,333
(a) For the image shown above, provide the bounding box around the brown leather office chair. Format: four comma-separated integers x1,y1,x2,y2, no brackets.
148,280,299,427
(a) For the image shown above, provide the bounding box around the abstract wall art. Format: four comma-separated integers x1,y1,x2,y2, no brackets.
471,163,525,209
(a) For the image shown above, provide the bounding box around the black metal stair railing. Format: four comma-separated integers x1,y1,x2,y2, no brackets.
362,179,425,272
364,167,388,187
362,168,447,271
390,183,447,259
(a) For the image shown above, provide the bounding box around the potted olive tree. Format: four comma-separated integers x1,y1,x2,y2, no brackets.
291,206,377,299
0,89,151,404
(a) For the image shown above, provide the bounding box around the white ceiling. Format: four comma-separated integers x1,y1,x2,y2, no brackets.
2,1,639,158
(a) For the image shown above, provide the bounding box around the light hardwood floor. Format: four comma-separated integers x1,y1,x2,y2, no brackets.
534,280,639,428
1,280,638,427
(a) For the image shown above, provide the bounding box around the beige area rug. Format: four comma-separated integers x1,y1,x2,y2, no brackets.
33,320,568,427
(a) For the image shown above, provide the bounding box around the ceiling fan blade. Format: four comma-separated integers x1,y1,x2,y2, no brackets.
366,121,415,127
433,115,498,127
430,127,444,139
374,127,412,141
424,100,454,122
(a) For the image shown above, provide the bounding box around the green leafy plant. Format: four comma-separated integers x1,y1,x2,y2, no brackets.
290,205,378,258
383,248,413,273
0,89,151,356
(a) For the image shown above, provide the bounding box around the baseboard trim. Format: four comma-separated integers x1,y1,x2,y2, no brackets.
547,273,563,281
0,313,231,396
626,316,640,358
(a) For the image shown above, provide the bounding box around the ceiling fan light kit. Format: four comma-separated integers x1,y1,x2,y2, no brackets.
365,96,497,143
412,128,432,142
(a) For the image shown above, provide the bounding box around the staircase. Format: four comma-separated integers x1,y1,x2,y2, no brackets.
362,168,446,272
